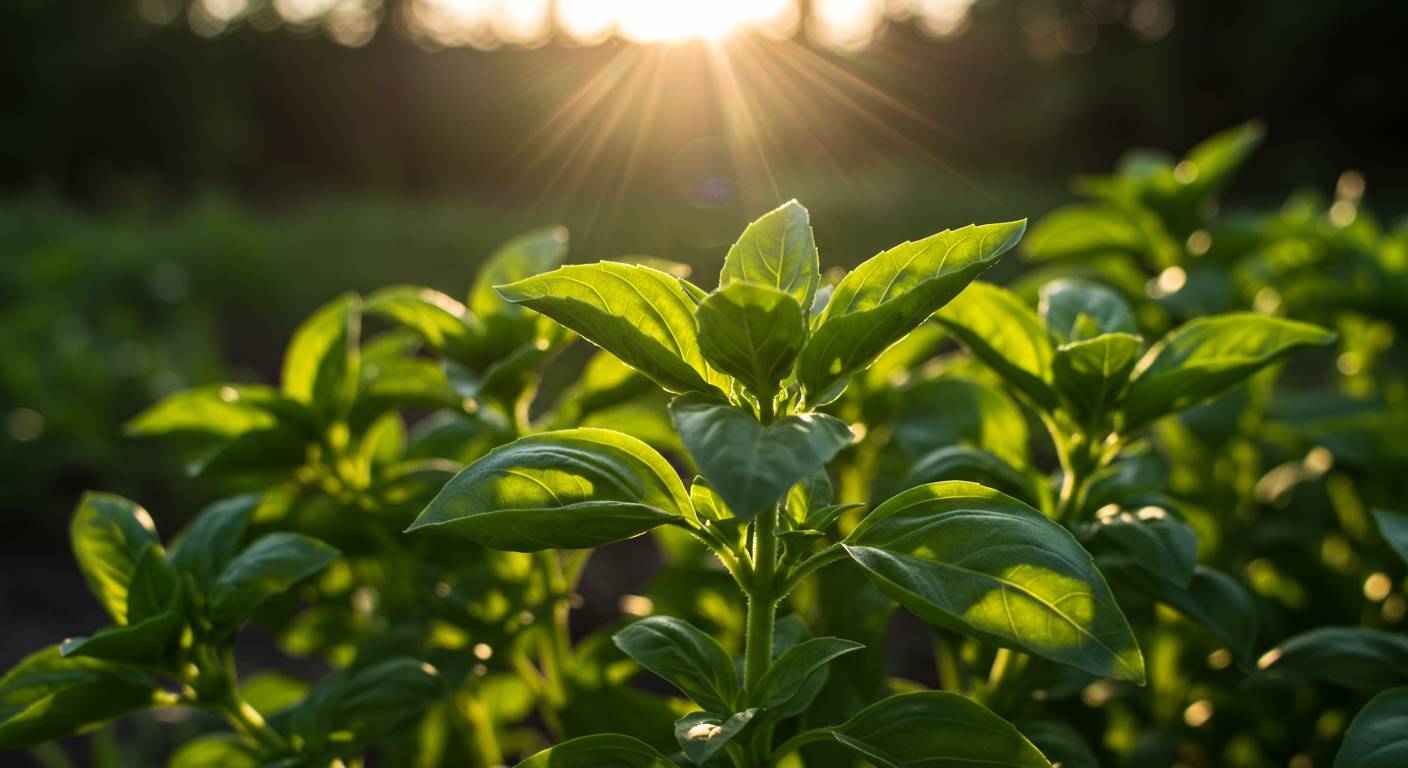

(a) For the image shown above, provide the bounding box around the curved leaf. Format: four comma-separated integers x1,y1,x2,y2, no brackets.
798,221,1024,403
828,691,1051,767
751,637,862,710
934,281,1058,411
720,199,819,310
1259,627,1408,691
208,533,340,631
1372,508,1408,566
70,492,161,625
407,428,689,550
1140,565,1258,665
675,709,756,766
696,283,806,399
517,733,676,767
0,647,158,749
497,262,726,395
900,446,1035,504
1335,687,1408,768
1039,279,1138,342
845,482,1143,681
471,226,569,320
1053,333,1143,422
613,616,739,714
364,285,478,358
281,292,361,420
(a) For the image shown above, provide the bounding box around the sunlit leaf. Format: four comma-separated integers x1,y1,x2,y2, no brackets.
696,282,806,400
934,280,1058,411
719,199,819,311
70,492,161,625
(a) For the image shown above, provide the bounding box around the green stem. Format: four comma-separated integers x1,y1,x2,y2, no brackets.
767,728,835,765
776,544,847,598
742,505,780,695
220,692,289,755
535,551,573,714
933,629,966,694
460,691,505,768
984,647,1030,713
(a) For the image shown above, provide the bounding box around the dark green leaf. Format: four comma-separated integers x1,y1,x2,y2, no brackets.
1335,687,1408,768
696,283,806,400
751,637,862,709
1142,565,1258,665
70,492,161,625
900,446,1035,504
497,262,727,395
1053,333,1143,422
1260,627,1408,691
613,615,739,714
669,394,852,521
517,734,676,767
1039,279,1138,342
934,281,1058,411
0,647,158,749
1013,718,1097,768
798,221,1024,403
1083,505,1197,588
407,428,689,551
719,199,819,310
828,691,1051,767
169,494,256,595
59,613,184,667
845,482,1143,682
1121,313,1334,429
674,709,756,766
892,375,1030,470
1372,508,1408,565
208,533,340,630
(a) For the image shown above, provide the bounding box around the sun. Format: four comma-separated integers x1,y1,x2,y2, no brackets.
563,0,797,45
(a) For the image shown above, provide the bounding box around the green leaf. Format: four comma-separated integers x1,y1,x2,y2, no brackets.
1182,120,1264,199
696,283,806,400
1014,718,1098,768
751,637,862,710
1083,505,1197,588
125,385,282,441
1372,508,1408,566
286,657,445,752
59,614,184,667
1121,314,1335,429
1024,204,1164,263
1039,279,1138,342
798,221,1024,403
669,394,852,521
845,482,1143,682
719,199,819,311
517,734,676,767
900,446,1035,504
407,428,689,551
125,546,182,623
1142,565,1258,665
787,469,833,526
1335,687,1408,768
281,293,361,420
208,533,340,631
70,492,161,625
934,281,1058,411
364,285,478,358
169,494,256,595
893,375,1030,470
674,709,756,766
613,616,740,714
497,262,726,395
471,226,569,321
0,647,158,749
827,691,1051,767
169,734,260,768
1053,333,1143,423
1259,627,1408,691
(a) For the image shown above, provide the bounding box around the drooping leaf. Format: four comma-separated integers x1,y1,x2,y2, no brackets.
1121,313,1334,429
1039,279,1138,342
827,691,1051,767
208,533,340,631
669,394,852,521
497,262,726,394
168,494,256,595
845,482,1143,681
1259,627,1408,691
696,283,806,399
751,637,863,710
934,281,1058,411
1082,505,1197,588
613,616,739,714
281,293,361,420
674,709,756,766
517,733,676,767
70,492,161,625
1372,508,1408,565
1335,687,1408,768
720,199,819,311
407,428,689,551
1053,333,1143,422
0,647,158,749
1141,565,1258,665
798,221,1025,403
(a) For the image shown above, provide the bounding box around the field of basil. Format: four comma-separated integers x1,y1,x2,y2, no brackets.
3,124,1407,768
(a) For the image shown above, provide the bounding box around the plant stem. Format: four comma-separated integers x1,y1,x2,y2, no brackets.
984,647,1030,713
742,505,779,694
775,544,847,598
767,728,835,765
220,692,289,755
460,691,505,768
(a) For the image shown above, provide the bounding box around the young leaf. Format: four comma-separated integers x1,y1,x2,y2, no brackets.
933,280,1058,411
844,482,1144,682
1372,508,1408,565
696,283,806,399
407,428,689,551
1258,627,1408,691
1335,687,1408,768
827,691,1051,767
470,226,569,321
613,616,740,714
719,199,819,311
669,394,852,521
70,492,161,625
61,545,184,664
1024,204,1163,263
497,262,726,395
125,385,281,441
750,637,862,710
674,709,756,766
364,285,478,358
517,734,676,767
281,293,361,421
1053,333,1143,423
1039,278,1138,342
0,647,158,749
1120,313,1334,429
168,494,256,595
797,220,1025,403
208,533,340,631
